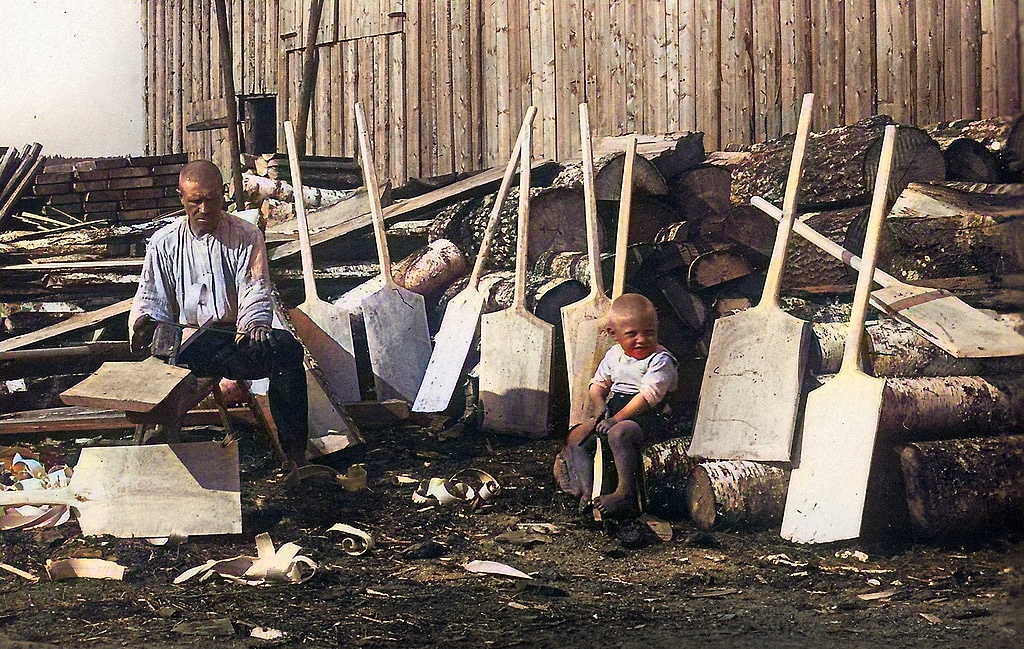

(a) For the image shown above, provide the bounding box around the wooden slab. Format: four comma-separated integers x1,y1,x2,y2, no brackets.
412,289,485,413
0,442,241,538
0,298,133,353
361,285,431,402
0,406,253,436
480,307,553,435
59,357,195,414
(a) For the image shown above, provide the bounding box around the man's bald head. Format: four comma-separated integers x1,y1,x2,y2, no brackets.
178,159,225,190
178,160,227,236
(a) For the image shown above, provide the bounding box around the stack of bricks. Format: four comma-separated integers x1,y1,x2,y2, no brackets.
31,153,188,223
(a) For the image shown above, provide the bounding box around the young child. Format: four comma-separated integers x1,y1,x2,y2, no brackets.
555,293,678,519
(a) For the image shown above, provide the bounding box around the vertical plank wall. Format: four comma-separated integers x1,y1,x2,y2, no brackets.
144,0,1024,185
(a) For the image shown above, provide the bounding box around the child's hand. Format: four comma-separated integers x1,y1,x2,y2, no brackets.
596,416,618,435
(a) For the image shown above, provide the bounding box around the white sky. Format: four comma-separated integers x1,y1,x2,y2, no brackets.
0,0,146,156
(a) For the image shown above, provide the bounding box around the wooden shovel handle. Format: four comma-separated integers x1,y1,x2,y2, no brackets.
283,120,319,302
0,486,73,508
579,103,604,298
759,93,813,309
470,106,538,289
514,114,533,309
750,196,900,289
612,136,637,300
842,125,898,374
354,103,394,285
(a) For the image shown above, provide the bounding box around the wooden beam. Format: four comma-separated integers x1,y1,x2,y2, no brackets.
0,298,133,353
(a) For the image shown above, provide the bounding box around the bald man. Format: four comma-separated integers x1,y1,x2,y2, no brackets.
130,160,309,466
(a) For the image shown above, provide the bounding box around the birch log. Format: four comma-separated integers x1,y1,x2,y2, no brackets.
685,461,790,531
900,435,1024,538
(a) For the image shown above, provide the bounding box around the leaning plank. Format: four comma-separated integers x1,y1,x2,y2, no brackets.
268,158,554,262
0,297,133,353
0,405,254,435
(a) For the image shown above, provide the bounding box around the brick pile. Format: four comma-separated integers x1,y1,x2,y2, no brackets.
31,153,188,223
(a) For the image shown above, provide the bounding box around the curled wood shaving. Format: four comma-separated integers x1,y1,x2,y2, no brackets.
327,523,374,556
173,532,316,586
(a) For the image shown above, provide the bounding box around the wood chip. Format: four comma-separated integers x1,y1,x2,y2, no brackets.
857,590,896,601
0,562,39,583
919,613,942,624
689,588,741,598
45,558,125,581
464,560,533,580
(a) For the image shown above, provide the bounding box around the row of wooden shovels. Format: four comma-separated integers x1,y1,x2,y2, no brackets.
688,94,1024,545
283,102,650,441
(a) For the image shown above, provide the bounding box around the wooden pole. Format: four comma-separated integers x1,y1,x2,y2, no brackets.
212,0,245,211
295,0,326,156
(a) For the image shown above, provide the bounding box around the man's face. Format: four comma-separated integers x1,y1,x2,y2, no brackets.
178,178,224,236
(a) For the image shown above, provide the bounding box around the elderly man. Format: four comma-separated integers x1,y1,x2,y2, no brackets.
129,159,308,466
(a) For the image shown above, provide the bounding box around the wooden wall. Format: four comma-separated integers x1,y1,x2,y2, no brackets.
143,0,1024,185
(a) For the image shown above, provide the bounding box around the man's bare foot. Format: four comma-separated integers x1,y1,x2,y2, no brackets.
595,492,640,520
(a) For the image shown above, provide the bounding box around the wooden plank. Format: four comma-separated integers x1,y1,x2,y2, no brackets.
419,9,436,176
343,42,359,158
374,35,390,176
554,0,584,160
482,0,501,165
720,0,753,147
648,0,668,133
0,406,255,436
623,0,641,133
695,0,720,148
844,0,875,123
942,0,963,122
268,0,280,94
753,0,782,141
876,0,914,122
663,0,681,131
994,0,1021,115
252,0,263,92
810,0,844,129
981,0,998,116
915,0,943,124
268,158,554,262
154,0,167,154
961,0,983,119
404,0,421,178
142,0,153,154
530,0,557,159
507,2,530,158
434,0,455,173
388,34,405,185
678,0,697,131
451,0,473,171
780,0,811,133
468,0,483,169
0,299,134,353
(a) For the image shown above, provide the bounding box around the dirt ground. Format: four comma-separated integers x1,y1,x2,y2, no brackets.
1,421,1022,649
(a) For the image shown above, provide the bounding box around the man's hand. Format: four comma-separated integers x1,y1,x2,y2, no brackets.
596,416,619,435
131,314,158,354
245,324,275,350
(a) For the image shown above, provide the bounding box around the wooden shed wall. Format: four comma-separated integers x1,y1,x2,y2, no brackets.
142,0,1024,185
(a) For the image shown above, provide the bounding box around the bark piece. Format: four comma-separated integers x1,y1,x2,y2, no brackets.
943,138,1004,183
667,164,732,228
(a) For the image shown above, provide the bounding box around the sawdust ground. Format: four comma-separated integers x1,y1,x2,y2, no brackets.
0,423,1022,649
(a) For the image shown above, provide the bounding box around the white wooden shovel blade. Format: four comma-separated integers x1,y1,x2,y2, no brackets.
412,289,485,413
561,296,613,427
362,284,432,403
781,371,885,544
479,308,554,436
690,307,810,462
289,300,361,403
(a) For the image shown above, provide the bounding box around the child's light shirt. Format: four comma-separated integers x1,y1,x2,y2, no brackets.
590,344,678,406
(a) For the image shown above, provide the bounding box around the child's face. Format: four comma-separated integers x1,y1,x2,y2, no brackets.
610,311,658,360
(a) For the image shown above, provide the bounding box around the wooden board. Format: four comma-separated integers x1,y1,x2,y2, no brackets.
59,357,195,414
0,298,133,353
0,405,254,436
752,196,1024,358
354,103,432,403
689,94,814,462
782,126,897,544
413,108,537,414
0,441,241,538
479,118,554,436
284,121,360,404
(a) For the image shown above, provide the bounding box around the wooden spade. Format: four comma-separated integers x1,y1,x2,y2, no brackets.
751,195,1024,358
479,116,554,436
412,107,538,414
781,125,899,544
351,103,432,403
283,121,361,403
561,103,616,427
0,442,241,538
688,93,815,462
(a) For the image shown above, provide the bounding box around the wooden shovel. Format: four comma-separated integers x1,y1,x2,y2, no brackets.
688,93,815,462
479,116,554,436
0,442,240,538
352,103,432,403
781,125,898,544
283,121,361,403
751,196,1024,358
413,107,538,414
561,103,616,427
